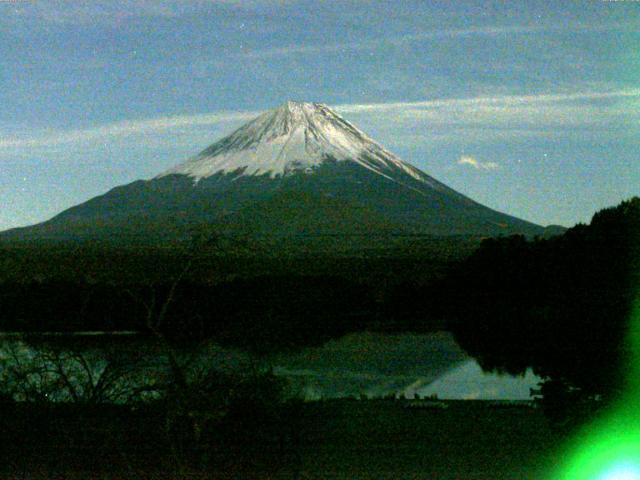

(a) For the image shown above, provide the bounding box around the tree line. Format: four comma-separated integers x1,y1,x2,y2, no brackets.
442,197,640,426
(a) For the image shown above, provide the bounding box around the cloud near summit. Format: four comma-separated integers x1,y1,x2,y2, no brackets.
457,155,499,171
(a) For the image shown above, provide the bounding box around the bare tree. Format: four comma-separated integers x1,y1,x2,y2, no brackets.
0,337,163,404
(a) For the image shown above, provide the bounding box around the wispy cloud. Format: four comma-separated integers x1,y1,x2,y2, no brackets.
457,155,498,171
6,0,182,25
336,88,640,137
1,88,638,153
0,111,257,150
6,0,631,48
336,89,640,114
238,22,634,59
4,0,295,26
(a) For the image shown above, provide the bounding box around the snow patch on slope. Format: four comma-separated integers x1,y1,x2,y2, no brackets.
157,101,441,190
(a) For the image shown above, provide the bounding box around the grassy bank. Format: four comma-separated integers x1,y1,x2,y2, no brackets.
1,399,560,479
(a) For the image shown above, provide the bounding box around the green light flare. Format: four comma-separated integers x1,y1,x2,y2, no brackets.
555,425,640,480
597,463,640,480
553,301,640,479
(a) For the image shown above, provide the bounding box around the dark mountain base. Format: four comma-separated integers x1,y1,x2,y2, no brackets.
1,163,546,244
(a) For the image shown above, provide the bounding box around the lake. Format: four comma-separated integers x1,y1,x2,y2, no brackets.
0,331,540,402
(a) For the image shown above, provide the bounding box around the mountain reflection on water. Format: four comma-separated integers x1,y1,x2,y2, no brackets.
0,331,540,401
269,332,539,400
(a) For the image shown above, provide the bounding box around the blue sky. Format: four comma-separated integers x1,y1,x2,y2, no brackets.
0,0,638,230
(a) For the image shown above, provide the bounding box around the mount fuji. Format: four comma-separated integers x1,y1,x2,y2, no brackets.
2,101,545,244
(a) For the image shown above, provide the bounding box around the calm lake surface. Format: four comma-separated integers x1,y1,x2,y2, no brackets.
0,331,540,401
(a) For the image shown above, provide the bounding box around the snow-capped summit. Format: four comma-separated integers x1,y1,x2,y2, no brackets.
158,101,431,186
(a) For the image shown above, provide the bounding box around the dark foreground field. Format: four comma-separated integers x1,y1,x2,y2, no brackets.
0,399,560,479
